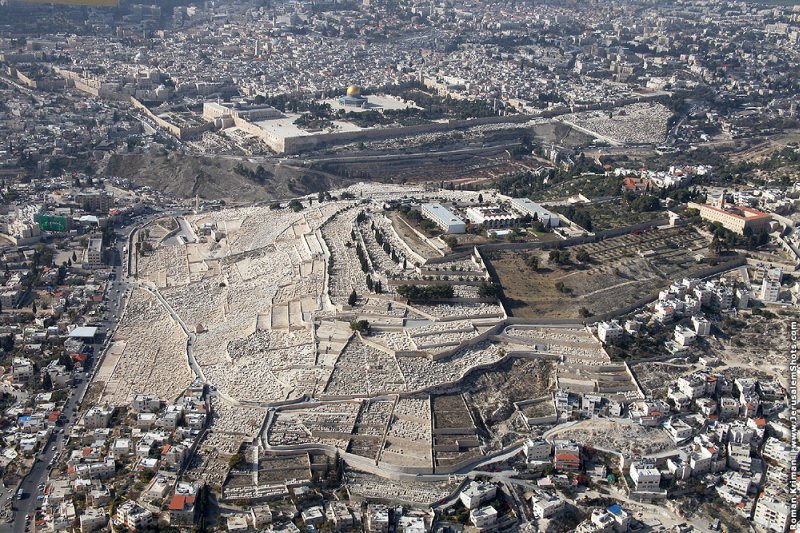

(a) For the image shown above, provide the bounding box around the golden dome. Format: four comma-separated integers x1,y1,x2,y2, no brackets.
346,85,361,97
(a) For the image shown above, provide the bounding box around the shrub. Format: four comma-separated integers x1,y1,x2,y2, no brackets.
396,284,454,300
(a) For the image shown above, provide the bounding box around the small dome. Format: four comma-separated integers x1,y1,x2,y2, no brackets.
346,85,361,97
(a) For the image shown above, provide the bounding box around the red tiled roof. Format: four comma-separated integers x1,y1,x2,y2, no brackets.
555,453,579,462
702,204,770,220
168,495,195,511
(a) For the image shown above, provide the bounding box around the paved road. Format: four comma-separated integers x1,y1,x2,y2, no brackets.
0,224,136,533
182,138,521,166
0,74,44,105
161,216,197,247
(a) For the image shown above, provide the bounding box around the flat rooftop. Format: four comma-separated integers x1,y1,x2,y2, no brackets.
69,326,98,338
254,113,363,139
422,203,465,225
319,94,421,113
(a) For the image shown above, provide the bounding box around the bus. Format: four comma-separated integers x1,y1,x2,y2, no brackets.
16,489,24,500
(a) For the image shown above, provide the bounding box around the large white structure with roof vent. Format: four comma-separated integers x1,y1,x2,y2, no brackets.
509,197,560,227
421,203,466,234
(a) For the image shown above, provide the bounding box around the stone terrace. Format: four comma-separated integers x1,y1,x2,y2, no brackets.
99,287,193,407
323,337,406,397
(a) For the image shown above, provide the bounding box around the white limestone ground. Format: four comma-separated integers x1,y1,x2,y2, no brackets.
396,341,504,391
138,243,191,288
382,395,433,467
100,287,193,406
115,184,536,469
323,337,406,397
209,395,266,438
268,402,361,450
321,206,370,304
345,470,456,506
502,325,642,402
561,102,673,145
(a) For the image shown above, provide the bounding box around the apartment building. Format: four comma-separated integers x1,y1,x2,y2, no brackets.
84,405,114,429
553,440,581,471
112,500,155,531
523,438,551,462
597,320,624,344
629,460,661,492
367,504,390,533
760,279,780,303
531,492,565,519
85,238,103,269
752,496,791,533
469,505,498,529
459,481,497,509
11,357,34,384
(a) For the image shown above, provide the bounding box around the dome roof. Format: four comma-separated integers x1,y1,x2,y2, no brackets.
346,85,361,97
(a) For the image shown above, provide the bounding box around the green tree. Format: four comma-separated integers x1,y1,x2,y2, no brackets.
710,235,722,255
348,289,358,306
228,453,245,469
396,284,454,300
478,282,501,298
42,372,52,391
57,264,67,284
349,320,370,333
525,254,540,271
630,194,661,212
58,352,74,371
334,450,343,483
575,249,591,263
549,249,571,266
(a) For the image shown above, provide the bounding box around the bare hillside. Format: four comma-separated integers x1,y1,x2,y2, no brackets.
104,152,355,203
